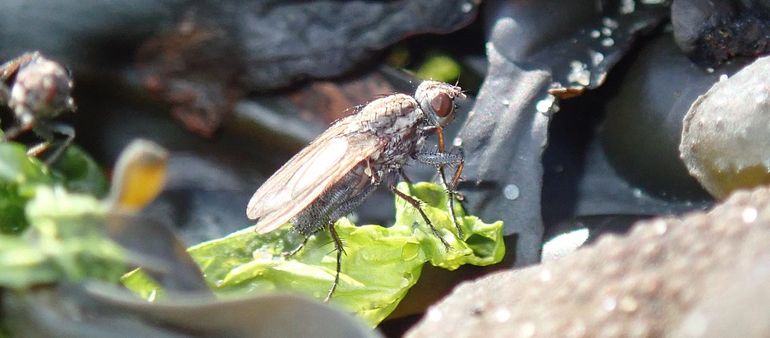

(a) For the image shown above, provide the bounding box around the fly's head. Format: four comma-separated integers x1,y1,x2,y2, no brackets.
3,52,75,127
415,81,465,128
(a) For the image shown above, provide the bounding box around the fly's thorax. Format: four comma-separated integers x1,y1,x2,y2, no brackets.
353,94,423,133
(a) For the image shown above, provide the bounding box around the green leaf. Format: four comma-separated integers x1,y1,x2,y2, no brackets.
0,140,121,287
121,269,165,301
0,142,107,233
0,143,52,234
0,143,52,185
415,54,462,83
123,182,505,326
0,187,125,289
50,145,109,197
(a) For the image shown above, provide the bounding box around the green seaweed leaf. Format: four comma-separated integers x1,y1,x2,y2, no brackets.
0,142,107,234
0,143,52,234
415,54,462,83
50,146,109,197
0,187,124,289
124,182,504,326
0,140,121,287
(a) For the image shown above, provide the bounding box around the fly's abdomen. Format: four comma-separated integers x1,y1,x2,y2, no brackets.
291,164,376,235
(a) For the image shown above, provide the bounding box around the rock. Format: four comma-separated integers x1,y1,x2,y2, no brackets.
457,0,669,266
672,0,770,66
137,0,479,135
680,55,770,199
407,186,770,337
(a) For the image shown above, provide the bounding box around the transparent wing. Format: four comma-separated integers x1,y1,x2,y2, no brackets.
246,120,383,234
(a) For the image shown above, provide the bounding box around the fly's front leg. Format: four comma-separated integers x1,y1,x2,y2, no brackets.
31,123,75,165
0,83,9,107
3,116,34,142
438,165,463,238
418,126,465,238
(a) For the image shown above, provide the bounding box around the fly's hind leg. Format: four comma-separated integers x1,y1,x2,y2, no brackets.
324,222,344,303
316,171,376,302
283,236,310,257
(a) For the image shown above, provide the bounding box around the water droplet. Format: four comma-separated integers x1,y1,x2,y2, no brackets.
742,207,758,223
536,95,556,113
502,99,510,106
601,37,615,47
568,61,591,86
706,67,715,73
503,184,520,200
542,228,590,262
719,74,728,82
619,295,638,312
590,30,601,38
653,220,668,235
426,307,443,322
494,307,511,322
518,321,536,338
590,50,605,66
539,269,553,282
632,188,644,198
461,2,473,13
602,296,617,311
620,0,636,14
601,27,612,36
452,137,463,147
602,17,619,29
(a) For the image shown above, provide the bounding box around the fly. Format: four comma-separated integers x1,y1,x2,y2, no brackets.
0,52,76,164
246,80,466,301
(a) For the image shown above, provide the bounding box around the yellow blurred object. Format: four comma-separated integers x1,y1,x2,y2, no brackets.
107,139,168,212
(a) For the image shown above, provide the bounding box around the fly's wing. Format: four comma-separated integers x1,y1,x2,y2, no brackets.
246,120,383,234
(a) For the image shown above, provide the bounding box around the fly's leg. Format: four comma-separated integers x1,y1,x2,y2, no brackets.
438,165,465,240
32,123,75,165
324,222,344,302
2,119,34,142
283,236,310,258
437,128,464,239
398,167,413,185
391,185,451,250
417,127,465,239
0,83,9,106
308,170,375,302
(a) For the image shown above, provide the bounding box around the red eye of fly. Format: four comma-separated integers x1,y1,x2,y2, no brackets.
430,92,453,117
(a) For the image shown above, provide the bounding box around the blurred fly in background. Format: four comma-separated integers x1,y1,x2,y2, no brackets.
246,80,466,301
0,52,76,163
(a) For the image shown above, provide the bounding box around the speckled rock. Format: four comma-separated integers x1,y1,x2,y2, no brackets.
680,55,770,199
406,186,770,338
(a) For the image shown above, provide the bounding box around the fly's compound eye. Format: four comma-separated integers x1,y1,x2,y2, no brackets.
430,92,453,118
